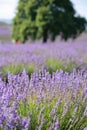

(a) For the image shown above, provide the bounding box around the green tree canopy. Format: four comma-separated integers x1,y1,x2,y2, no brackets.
12,0,87,43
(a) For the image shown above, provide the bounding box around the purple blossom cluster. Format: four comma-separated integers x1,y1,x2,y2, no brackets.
0,70,30,130
0,69,87,129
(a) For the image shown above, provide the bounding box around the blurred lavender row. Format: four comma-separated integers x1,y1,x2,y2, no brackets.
0,26,11,36
0,42,87,70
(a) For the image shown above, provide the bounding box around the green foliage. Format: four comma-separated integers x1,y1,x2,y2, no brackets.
46,58,78,73
2,63,35,77
64,61,78,72
17,92,87,130
1,60,78,79
12,0,87,43
46,58,65,73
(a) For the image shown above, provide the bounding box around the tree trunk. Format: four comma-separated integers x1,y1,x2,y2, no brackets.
43,29,48,43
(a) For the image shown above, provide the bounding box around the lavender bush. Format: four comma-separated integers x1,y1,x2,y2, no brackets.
0,69,87,129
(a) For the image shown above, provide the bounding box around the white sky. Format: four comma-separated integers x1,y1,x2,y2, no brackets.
0,0,18,19
0,0,87,20
71,0,87,19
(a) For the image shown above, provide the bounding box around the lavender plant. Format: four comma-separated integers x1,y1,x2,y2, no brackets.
0,69,87,129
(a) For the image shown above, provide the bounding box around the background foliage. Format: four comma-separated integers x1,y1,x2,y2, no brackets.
12,0,87,43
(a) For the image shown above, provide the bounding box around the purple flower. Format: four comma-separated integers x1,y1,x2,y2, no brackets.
21,117,30,130
84,127,87,130
54,119,59,130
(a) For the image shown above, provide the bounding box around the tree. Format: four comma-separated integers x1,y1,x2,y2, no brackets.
12,0,87,43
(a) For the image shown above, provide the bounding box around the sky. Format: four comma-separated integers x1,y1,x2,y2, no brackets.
0,0,87,20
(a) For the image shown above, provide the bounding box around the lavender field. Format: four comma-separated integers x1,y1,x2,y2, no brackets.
0,41,87,130
0,42,87,74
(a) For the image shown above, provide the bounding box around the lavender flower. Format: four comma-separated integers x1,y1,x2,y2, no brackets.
84,127,87,130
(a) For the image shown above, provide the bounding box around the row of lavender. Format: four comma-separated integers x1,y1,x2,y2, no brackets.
0,69,87,129
0,42,87,70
